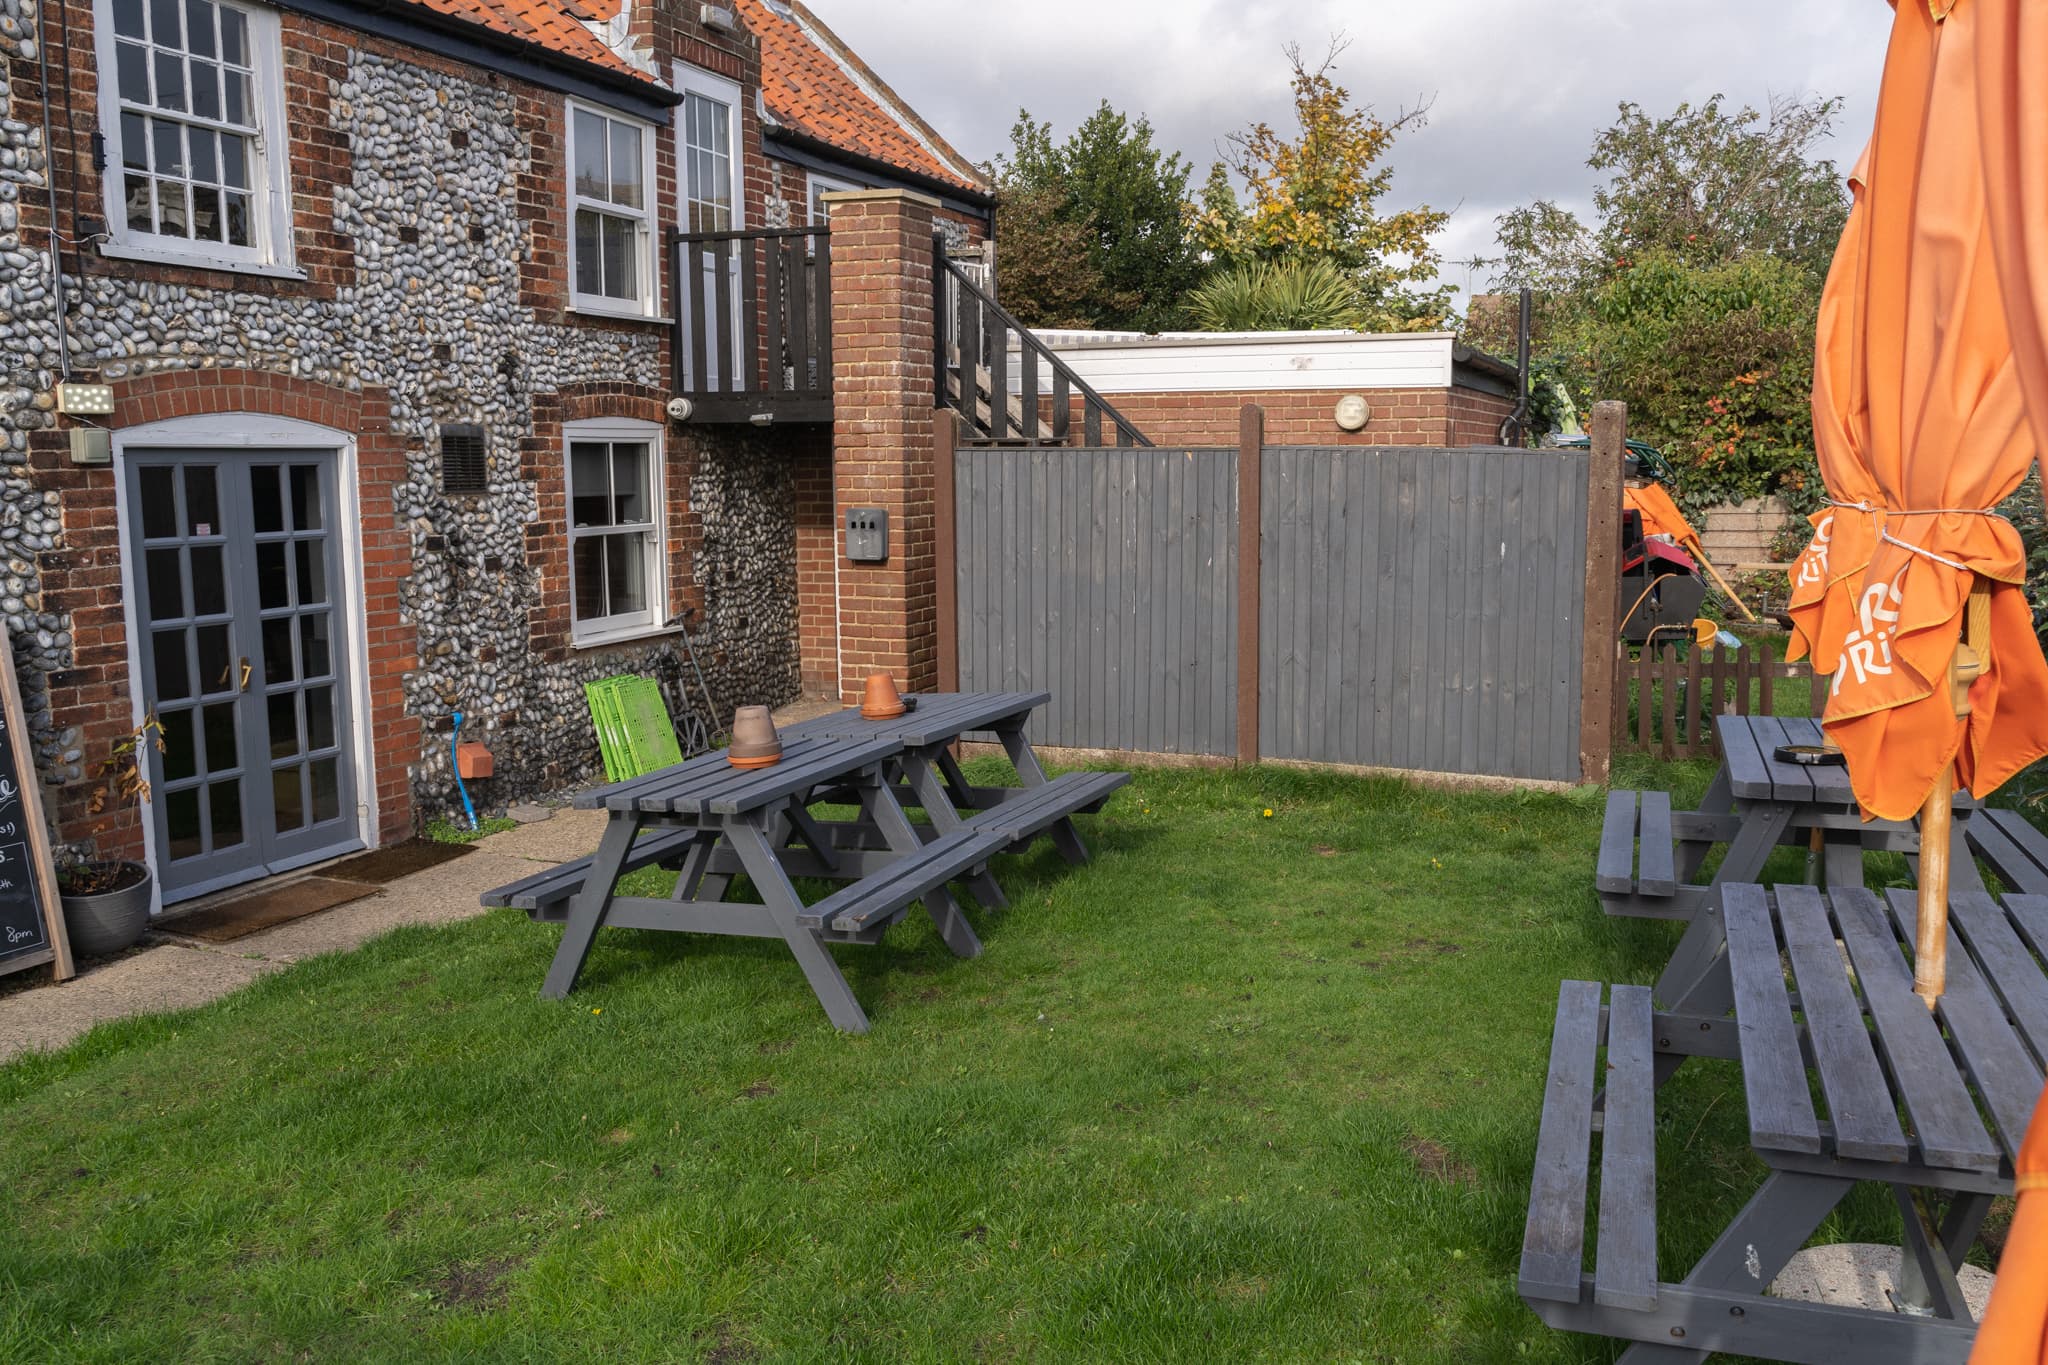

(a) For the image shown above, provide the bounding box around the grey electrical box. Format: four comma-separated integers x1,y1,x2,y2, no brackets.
846,507,888,562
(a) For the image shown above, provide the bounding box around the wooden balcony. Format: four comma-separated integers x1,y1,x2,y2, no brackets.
671,226,832,425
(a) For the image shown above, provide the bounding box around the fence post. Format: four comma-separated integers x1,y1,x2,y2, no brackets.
1236,405,1264,763
1579,401,1627,783
935,407,960,694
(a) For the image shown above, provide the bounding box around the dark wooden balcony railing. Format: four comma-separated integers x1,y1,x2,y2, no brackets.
934,242,1150,447
671,225,832,424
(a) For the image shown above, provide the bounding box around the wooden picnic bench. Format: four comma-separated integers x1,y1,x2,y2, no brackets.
1523,882,2045,1362
480,692,1126,1031
1598,715,1978,923
1966,806,2048,895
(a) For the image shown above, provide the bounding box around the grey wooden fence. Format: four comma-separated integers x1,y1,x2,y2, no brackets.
1260,447,1589,782
947,438,1595,782
954,445,1239,754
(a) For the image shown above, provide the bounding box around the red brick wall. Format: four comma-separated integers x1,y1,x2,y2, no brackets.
793,441,840,697
1052,386,1519,448
825,191,941,702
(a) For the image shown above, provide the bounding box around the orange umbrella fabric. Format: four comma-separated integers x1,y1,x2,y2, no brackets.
1785,0,2048,821
1969,1077,2048,1363
1624,483,1700,546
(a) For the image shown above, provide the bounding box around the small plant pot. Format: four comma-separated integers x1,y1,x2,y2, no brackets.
726,705,783,769
58,861,153,958
860,672,907,720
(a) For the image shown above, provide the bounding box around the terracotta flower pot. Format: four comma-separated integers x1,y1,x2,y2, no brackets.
727,705,783,769
860,672,907,720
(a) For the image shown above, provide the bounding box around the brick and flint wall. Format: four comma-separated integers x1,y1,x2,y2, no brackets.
2,1,807,857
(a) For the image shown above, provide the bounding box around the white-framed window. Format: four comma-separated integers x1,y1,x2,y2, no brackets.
673,64,741,234
807,173,857,226
94,0,295,273
568,101,657,317
565,419,664,644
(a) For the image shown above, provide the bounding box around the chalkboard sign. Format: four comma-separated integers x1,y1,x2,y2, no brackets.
0,631,71,981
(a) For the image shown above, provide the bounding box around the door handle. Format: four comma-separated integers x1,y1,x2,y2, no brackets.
239,657,252,692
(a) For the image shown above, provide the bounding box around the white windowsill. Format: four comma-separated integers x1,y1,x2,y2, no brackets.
570,620,679,651
569,298,670,325
97,240,306,280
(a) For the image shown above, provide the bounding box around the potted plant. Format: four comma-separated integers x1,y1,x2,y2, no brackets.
55,716,162,957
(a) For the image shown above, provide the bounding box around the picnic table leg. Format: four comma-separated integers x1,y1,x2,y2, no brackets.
901,747,1009,911
935,747,977,809
723,817,872,1033
859,767,982,959
1676,767,1735,884
1655,803,1794,1010
996,723,1088,865
1821,834,1867,891
1892,1187,1991,1318
541,812,641,999
1611,1169,1853,1365
672,830,731,903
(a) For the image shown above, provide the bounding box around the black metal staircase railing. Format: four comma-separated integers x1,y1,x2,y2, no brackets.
934,243,1151,447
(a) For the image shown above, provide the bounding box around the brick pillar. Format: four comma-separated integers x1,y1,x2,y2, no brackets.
823,189,940,702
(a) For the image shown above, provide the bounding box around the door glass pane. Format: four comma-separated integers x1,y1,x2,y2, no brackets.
304,684,334,751
202,701,237,771
209,779,243,849
146,549,184,621
267,691,300,759
605,534,647,617
272,766,305,833
250,465,282,533
299,614,331,679
261,616,294,685
165,788,202,860
183,465,218,535
290,465,322,531
310,757,340,824
140,468,177,538
152,630,191,701
159,707,196,782
196,623,233,695
257,542,289,609
189,545,226,617
572,537,606,621
293,540,326,605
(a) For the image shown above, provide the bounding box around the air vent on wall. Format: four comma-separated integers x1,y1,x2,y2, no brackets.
440,424,488,494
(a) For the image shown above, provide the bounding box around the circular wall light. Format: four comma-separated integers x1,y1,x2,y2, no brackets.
1334,394,1372,432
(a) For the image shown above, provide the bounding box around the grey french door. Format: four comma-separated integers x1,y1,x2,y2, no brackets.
127,451,360,901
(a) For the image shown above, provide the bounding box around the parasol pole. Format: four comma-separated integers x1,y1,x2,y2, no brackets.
1914,578,1991,1009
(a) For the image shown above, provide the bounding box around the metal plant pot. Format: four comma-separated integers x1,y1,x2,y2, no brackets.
59,862,154,958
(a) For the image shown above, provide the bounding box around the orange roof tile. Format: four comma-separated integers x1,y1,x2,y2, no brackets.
737,0,988,195
399,0,658,86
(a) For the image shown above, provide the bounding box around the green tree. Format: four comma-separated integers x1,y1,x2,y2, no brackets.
991,104,1207,332
1479,94,1849,494
1194,41,1452,331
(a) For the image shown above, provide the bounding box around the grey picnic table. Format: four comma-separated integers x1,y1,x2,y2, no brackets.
1523,882,2046,1362
481,692,1126,1032
1600,713,1982,1000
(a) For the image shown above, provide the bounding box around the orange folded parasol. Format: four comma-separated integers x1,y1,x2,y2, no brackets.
1970,1079,2048,1363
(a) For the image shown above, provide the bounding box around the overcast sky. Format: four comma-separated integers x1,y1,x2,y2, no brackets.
824,0,1890,302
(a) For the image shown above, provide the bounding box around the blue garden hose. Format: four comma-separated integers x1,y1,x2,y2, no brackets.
451,710,478,831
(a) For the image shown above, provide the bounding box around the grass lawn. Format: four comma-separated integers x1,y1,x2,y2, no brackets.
0,760,1930,1362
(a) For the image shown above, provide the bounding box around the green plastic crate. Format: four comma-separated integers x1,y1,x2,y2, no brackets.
585,675,685,781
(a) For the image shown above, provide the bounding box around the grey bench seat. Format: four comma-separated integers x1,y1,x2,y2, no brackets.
797,825,1011,934
1520,980,1658,1314
960,770,1129,847
480,826,705,922
1596,789,1711,920
1967,807,2048,896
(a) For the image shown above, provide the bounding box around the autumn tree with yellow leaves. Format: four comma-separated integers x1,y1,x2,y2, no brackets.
1194,41,1453,332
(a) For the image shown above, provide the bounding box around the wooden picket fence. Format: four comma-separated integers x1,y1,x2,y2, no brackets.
1616,641,1816,760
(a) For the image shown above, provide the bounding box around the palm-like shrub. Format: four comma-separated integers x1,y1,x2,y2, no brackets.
1186,257,1366,332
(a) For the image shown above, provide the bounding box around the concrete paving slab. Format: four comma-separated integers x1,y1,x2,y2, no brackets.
1771,1243,1995,1318
0,942,278,1063
474,807,608,864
